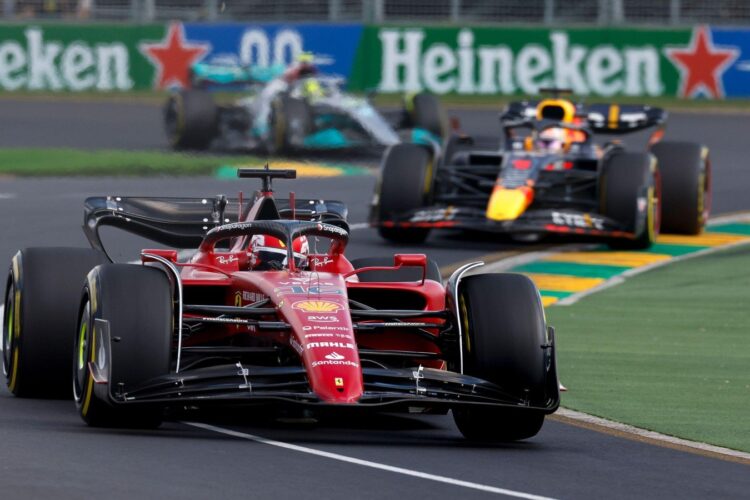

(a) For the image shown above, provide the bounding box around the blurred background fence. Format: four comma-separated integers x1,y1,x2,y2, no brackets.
2,0,749,25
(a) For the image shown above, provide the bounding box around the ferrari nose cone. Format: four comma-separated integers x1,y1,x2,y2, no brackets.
267,273,365,404
304,340,363,404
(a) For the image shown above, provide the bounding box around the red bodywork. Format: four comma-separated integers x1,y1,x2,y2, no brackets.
142,188,445,406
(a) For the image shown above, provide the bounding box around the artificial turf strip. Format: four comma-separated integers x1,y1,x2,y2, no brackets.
0,148,268,176
512,261,630,279
0,148,367,177
538,290,575,299
643,242,710,257
545,244,750,452
707,223,750,236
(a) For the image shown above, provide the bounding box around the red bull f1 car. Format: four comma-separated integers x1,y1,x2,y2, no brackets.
371,92,711,249
3,168,559,441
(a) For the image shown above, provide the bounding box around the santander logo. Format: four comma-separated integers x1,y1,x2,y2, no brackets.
325,352,345,360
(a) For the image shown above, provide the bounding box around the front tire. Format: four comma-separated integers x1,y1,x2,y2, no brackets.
74,264,172,427
267,96,313,154
165,90,218,150
375,144,434,244
3,248,107,398
407,92,448,140
600,152,660,250
452,273,556,441
651,141,710,235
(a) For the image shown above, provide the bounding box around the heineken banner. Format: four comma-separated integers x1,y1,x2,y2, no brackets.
0,23,748,98
350,25,749,99
0,25,162,91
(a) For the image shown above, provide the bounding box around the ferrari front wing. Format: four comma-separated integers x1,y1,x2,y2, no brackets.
99,363,559,414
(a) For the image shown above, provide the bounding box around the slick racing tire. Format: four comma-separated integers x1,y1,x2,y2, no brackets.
165,90,218,150
376,144,434,244
440,134,473,168
600,152,660,250
3,248,108,398
349,256,442,283
407,92,449,140
651,141,710,235
267,96,313,154
74,264,172,428
452,273,554,441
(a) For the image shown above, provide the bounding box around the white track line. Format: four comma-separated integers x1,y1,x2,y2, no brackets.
183,421,558,500
348,222,369,231
555,409,750,462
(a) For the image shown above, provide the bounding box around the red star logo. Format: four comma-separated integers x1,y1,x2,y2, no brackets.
665,26,739,99
140,23,210,89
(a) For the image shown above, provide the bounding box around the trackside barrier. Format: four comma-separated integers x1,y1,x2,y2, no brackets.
0,23,747,98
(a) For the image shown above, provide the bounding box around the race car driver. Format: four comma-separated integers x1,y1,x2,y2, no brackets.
248,234,309,270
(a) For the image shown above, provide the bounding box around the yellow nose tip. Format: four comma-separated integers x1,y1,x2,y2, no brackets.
486,187,534,221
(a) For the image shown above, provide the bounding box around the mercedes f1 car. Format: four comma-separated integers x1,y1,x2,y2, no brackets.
3,167,559,441
164,55,447,153
371,92,711,249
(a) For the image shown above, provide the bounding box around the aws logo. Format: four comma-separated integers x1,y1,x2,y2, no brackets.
292,300,342,313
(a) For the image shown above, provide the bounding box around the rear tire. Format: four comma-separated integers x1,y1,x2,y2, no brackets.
267,96,313,154
74,264,172,428
408,93,448,140
599,152,659,250
350,256,441,283
165,90,218,150
452,273,554,441
3,248,107,398
376,144,434,244
651,141,710,235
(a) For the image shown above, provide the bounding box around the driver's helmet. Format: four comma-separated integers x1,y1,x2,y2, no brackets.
301,77,324,99
536,127,569,153
249,234,309,270
296,52,317,78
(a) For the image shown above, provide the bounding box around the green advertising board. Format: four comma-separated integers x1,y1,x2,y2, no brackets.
350,26,693,97
0,24,163,91
0,23,743,99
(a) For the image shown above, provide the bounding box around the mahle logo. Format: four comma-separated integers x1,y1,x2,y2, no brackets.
378,29,663,96
0,28,132,91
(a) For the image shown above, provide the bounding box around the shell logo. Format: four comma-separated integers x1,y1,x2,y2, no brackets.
292,300,342,313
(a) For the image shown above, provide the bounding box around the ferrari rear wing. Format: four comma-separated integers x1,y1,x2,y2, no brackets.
83,195,348,255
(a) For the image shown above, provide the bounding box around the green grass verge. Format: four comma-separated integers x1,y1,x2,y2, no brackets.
2,90,750,112
0,148,268,176
545,244,750,452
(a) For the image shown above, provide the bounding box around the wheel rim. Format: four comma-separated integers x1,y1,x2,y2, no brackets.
646,186,657,243
73,302,90,403
2,284,14,378
165,96,183,146
699,155,712,228
651,169,662,240
459,294,471,354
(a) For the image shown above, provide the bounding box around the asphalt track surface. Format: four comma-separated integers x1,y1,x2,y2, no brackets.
0,99,748,499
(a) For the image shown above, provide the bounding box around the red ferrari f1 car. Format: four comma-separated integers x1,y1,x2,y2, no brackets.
3,168,559,441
